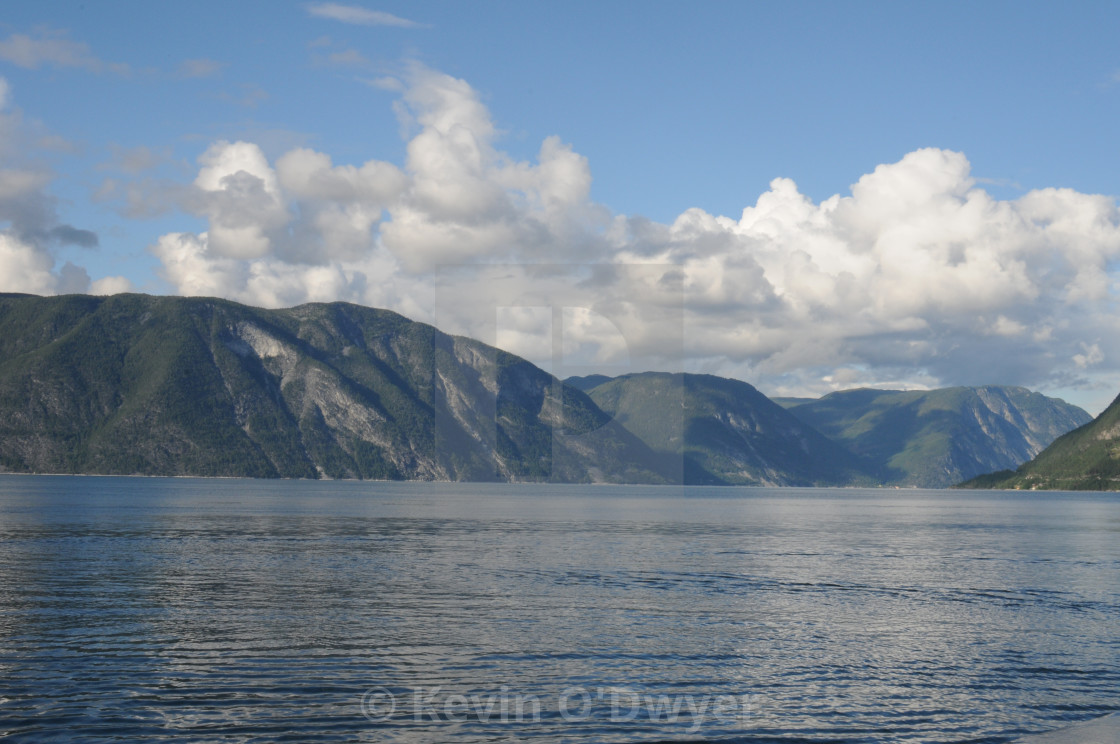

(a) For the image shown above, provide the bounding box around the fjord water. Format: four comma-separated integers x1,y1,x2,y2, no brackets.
0,477,1117,743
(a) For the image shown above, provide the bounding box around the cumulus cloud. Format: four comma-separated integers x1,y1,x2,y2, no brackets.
188,140,290,259
146,64,1120,406
147,135,413,311
148,64,599,308
90,275,133,295
380,66,604,271
173,138,408,267
275,147,407,262
611,148,1120,396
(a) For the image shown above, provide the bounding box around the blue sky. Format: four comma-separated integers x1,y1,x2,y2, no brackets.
2,1,1120,413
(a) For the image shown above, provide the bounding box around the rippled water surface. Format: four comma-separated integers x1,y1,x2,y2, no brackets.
0,476,1118,742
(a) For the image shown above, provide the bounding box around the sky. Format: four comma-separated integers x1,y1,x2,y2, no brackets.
1,2,1120,414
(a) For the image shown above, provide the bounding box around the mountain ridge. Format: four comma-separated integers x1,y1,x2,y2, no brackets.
0,293,673,483
585,372,882,487
778,386,1091,487
0,293,1091,487
959,390,1120,490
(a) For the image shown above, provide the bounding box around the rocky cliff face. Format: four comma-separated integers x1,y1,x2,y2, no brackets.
781,386,1091,487
963,390,1120,490
0,293,671,482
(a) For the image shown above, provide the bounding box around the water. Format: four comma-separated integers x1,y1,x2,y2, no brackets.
0,476,1117,743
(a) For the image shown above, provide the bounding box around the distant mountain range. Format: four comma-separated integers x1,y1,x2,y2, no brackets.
0,293,1093,487
960,391,1120,490
776,387,1091,488
579,372,879,486
569,375,1089,488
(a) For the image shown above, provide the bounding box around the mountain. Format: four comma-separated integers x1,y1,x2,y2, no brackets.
2,293,1090,488
582,372,879,486
0,293,673,483
960,391,1120,490
564,374,615,392
779,387,1091,488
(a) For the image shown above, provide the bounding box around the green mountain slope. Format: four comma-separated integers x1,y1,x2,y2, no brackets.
0,293,672,483
584,372,880,486
564,374,614,392
960,391,1120,490
780,387,1090,488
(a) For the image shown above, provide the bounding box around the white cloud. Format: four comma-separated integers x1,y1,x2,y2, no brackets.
148,134,413,311
1074,342,1104,368
171,138,407,267
145,65,1120,406
150,64,601,302
616,148,1120,398
306,3,422,28
496,306,553,366
187,140,288,260
0,31,128,75
0,233,65,294
90,275,133,295
274,147,406,262
990,315,1026,337
0,77,118,295
562,307,632,366
379,66,604,271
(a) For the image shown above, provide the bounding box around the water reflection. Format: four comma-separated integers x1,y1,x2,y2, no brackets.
0,477,1117,742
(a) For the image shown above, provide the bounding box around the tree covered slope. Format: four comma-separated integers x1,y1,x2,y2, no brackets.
0,293,672,483
780,387,1091,488
961,391,1120,490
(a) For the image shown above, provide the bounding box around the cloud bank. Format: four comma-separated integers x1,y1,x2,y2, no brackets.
99,64,1120,404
